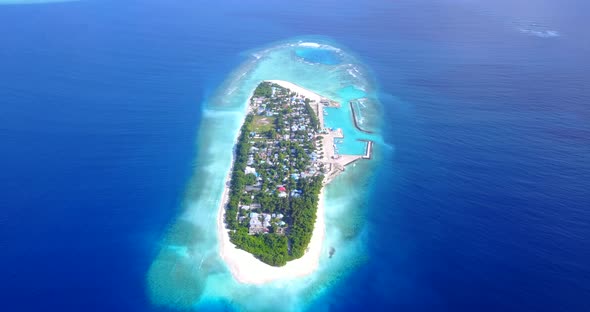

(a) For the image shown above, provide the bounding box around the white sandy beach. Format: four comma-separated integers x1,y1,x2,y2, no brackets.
266,80,323,103
217,182,325,284
216,81,326,284
267,79,326,128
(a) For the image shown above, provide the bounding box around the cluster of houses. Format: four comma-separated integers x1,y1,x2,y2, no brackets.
245,212,287,235
237,83,327,235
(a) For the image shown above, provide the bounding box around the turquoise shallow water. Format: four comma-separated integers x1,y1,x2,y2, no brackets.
146,39,382,311
323,86,376,155
4,1,589,311
295,47,342,65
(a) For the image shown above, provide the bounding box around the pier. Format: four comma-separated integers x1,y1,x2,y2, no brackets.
319,129,374,185
272,82,376,185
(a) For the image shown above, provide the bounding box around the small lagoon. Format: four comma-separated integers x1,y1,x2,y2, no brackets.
146,39,383,311
323,86,376,156
295,46,342,65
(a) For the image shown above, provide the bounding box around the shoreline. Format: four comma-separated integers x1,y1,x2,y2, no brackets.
265,80,323,103
217,83,326,284
217,178,325,284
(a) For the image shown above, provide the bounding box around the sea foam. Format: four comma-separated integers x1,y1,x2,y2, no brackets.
146,38,383,311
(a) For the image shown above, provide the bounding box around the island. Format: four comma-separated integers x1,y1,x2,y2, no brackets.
218,80,372,281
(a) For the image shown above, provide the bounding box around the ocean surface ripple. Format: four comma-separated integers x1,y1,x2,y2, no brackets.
146,39,383,311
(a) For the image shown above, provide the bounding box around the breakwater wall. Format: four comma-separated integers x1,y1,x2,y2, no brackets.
350,101,374,134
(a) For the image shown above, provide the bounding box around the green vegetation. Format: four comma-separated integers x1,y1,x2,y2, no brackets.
223,82,324,266
251,116,276,133
230,227,290,266
284,175,323,259
228,174,323,266
304,98,320,131
224,114,254,230
253,81,273,97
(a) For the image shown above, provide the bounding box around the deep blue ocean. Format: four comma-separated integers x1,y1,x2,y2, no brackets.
1,0,589,311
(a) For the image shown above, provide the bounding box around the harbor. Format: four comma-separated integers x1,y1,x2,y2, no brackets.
314,94,373,185
263,80,373,186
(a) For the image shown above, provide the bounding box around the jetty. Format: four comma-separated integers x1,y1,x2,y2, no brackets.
320,132,373,184
264,80,374,186
360,139,373,160
313,98,377,185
